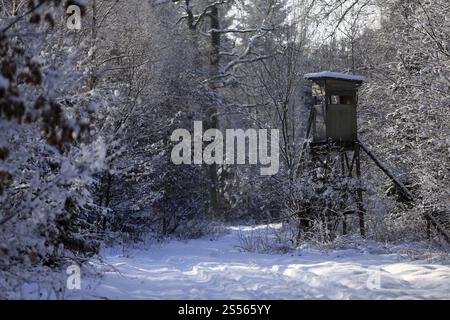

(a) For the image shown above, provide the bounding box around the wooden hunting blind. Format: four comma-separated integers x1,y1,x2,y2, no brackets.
298,71,450,243
304,71,365,147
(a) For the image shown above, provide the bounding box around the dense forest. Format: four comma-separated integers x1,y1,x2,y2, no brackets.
0,0,449,299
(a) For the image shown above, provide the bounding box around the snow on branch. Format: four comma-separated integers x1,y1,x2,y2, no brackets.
221,30,273,74
207,27,274,34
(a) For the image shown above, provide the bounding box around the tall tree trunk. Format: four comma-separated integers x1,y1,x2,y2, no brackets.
205,5,221,218
89,0,98,90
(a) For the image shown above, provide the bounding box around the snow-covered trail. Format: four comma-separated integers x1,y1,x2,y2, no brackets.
75,226,450,300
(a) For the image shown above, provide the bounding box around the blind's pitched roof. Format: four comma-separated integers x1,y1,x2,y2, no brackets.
304,71,365,83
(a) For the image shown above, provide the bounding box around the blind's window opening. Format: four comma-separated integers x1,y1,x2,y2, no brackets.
329,95,355,105
330,95,340,104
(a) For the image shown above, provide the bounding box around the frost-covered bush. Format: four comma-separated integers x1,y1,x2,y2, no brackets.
285,149,363,243
237,224,296,254
173,219,228,240
0,1,107,297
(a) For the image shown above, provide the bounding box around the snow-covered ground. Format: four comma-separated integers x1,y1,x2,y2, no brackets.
73,225,450,300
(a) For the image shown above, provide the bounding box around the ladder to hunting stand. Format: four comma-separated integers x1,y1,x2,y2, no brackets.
357,140,450,244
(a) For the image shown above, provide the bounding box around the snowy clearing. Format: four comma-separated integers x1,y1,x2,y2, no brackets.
73,226,450,300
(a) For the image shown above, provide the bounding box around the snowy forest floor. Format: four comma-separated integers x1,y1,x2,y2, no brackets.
71,225,450,300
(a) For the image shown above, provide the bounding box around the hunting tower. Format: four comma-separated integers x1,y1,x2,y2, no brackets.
300,71,450,242
301,71,367,237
